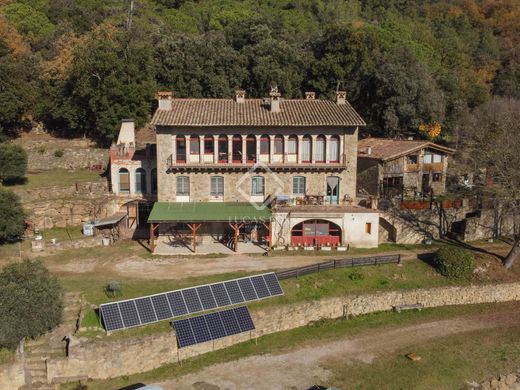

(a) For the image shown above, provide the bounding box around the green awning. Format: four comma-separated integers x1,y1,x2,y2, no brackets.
147,202,271,223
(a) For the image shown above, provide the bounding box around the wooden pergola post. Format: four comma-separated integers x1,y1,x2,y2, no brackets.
149,223,160,252
262,222,273,251
187,223,202,253
228,223,243,252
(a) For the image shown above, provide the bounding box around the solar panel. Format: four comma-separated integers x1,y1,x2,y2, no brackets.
173,306,255,348
174,318,196,348
182,288,203,313
99,272,283,332
151,294,172,321
100,303,124,331
263,273,284,296
250,275,271,299
210,283,231,306
135,297,157,324
205,312,226,339
224,280,245,304
196,285,217,310
167,291,188,317
119,300,140,328
233,306,255,332
237,278,258,301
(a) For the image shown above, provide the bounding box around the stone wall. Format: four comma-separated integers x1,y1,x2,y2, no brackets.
13,181,108,203
0,360,25,390
44,282,520,385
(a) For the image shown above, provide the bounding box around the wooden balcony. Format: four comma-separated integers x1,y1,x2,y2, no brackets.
166,154,347,171
423,163,444,172
405,163,419,172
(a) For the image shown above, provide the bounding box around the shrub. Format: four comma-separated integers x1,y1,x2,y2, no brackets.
0,260,63,349
0,143,27,183
348,271,364,281
54,149,64,158
0,188,25,243
433,246,475,279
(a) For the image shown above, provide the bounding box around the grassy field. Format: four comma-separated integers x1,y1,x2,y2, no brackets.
74,257,453,339
61,302,520,390
2,169,102,190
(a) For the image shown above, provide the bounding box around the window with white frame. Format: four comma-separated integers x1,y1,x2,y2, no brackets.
316,135,325,162
288,135,298,154
329,136,340,162
176,176,190,196
433,153,443,163
251,176,265,196
274,136,284,154
302,136,312,162
293,176,306,196
210,176,224,196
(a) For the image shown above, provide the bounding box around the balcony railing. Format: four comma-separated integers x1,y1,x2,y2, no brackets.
423,162,444,172
166,153,346,170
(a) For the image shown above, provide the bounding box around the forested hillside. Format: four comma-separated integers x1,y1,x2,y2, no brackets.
0,0,519,143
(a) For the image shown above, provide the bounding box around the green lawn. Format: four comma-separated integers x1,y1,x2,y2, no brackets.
2,169,102,190
61,302,518,390
74,258,453,339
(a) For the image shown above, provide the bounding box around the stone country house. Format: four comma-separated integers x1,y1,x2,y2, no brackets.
357,138,455,199
110,89,379,253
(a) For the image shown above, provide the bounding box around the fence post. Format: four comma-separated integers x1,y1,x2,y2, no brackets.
397,254,401,264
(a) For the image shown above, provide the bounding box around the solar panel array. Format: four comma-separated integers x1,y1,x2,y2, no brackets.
99,272,283,332
173,306,255,348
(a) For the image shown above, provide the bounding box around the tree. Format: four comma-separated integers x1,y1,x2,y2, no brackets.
0,143,27,183
495,63,520,99
365,47,446,137
458,97,520,268
0,260,63,349
0,188,25,243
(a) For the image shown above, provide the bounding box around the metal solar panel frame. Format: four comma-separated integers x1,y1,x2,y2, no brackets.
99,272,283,332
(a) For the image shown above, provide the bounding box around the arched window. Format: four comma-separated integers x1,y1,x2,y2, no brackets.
118,168,130,193
135,168,147,194
204,135,214,155
288,135,298,155
329,135,340,163
218,134,228,163
316,135,326,163
232,134,242,163
151,168,157,194
176,135,186,163
190,135,200,155
291,219,342,247
246,135,256,163
274,136,284,154
302,135,312,163
260,135,270,155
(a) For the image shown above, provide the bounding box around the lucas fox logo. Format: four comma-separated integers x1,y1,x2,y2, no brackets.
236,161,285,211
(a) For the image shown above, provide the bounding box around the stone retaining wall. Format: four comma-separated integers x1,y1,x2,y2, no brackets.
0,360,25,390
13,181,109,204
43,282,520,385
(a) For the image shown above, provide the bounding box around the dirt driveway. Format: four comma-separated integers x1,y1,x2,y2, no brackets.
158,310,520,390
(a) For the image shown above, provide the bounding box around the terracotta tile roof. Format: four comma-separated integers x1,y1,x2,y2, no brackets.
151,98,366,127
358,138,455,161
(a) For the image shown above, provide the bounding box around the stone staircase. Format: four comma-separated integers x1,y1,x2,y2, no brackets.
21,292,83,389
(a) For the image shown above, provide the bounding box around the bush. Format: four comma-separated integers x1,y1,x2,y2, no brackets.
54,149,64,158
433,246,475,279
0,188,25,243
0,260,63,349
0,143,27,183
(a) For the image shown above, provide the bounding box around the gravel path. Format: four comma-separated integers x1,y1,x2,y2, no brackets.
158,310,520,390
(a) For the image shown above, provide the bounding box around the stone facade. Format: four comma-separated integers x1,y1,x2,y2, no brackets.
156,127,358,203
34,282,520,386
358,146,451,197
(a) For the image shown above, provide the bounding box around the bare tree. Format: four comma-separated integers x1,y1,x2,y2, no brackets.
459,97,520,268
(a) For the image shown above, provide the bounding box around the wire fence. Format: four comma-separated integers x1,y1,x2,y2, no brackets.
275,254,401,280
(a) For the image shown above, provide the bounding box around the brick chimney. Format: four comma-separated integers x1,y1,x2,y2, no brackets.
156,91,173,110
235,90,246,104
305,91,316,100
336,91,346,105
269,86,281,113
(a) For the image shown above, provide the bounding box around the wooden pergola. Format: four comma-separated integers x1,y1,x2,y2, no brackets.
148,202,272,253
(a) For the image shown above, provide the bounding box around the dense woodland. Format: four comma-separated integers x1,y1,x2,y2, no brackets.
0,0,519,143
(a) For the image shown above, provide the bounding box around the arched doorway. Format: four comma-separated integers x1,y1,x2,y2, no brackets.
118,168,130,193
135,168,147,194
291,219,342,247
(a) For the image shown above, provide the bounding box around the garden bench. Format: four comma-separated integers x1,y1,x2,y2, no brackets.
393,303,423,313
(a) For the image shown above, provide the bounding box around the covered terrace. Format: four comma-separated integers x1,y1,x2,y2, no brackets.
147,202,272,255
